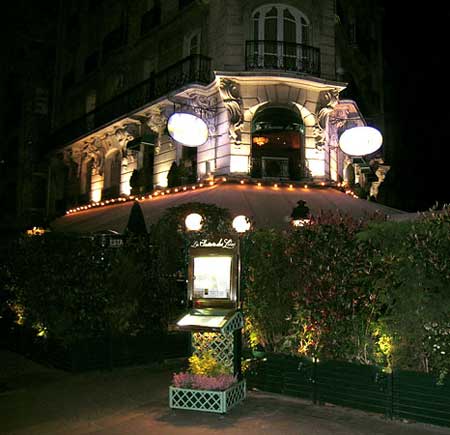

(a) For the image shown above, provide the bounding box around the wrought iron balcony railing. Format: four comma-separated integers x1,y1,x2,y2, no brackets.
50,54,213,148
245,40,320,76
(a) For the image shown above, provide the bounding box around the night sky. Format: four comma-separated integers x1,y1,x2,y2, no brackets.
379,3,450,211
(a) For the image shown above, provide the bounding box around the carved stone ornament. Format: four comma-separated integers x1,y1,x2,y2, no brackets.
69,122,139,177
146,110,167,135
189,92,218,135
219,79,243,144
314,88,340,150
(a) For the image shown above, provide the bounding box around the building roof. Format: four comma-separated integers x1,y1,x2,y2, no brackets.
50,182,406,234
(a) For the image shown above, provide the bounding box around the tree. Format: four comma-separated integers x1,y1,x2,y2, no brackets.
125,201,147,235
167,162,181,188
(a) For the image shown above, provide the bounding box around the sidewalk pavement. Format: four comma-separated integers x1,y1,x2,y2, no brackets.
1,349,450,435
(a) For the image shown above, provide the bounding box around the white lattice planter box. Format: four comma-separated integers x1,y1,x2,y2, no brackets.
169,380,246,414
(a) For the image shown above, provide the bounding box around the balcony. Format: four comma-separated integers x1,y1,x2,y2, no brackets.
50,54,213,148
245,40,320,76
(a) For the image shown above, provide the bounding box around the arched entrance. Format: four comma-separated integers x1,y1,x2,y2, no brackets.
250,105,304,180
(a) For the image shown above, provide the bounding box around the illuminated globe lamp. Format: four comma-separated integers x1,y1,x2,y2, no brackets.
167,113,209,147
185,213,203,231
338,126,383,157
232,215,251,233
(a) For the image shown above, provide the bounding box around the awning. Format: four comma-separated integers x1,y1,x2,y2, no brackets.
50,183,406,234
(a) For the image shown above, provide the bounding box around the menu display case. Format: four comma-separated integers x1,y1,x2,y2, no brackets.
175,236,242,333
170,234,246,413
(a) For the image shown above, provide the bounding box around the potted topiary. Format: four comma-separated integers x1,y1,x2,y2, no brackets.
169,351,246,413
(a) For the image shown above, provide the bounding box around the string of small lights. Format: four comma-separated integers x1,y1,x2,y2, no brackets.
65,177,360,216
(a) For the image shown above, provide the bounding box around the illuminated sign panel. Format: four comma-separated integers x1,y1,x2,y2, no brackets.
176,313,227,329
339,126,383,156
167,113,208,147
188,236,239,309
193,256,232,299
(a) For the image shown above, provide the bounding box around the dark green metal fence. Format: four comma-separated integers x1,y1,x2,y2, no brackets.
1,324,190,372
246,353,450,428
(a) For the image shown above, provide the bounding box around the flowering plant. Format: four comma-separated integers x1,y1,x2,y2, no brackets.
172,351,237,391
172,372,237,391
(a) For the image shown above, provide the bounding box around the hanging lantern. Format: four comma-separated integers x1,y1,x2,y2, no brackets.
252,136,269,146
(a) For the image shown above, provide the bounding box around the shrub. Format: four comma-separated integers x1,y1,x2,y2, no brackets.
172,350,236,391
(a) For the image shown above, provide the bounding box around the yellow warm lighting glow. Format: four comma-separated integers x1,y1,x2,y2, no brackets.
252,136,269,146
304,185,308,189
185,213,203,231
308,160,325,177
292,218,310,227
26,226,46,236
230,155,249,173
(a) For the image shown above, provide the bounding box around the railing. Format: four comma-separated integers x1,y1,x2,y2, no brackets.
245,40,320,76
49,54,213,148
247,353,450,429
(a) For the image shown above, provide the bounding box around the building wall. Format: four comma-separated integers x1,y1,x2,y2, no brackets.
53,0,337,129
50,0,364,208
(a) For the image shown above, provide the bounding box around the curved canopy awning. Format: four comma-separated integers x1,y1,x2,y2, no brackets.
50,183,406,234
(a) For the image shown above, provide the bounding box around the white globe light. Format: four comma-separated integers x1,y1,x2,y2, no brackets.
185,213,203,231
232,215,251,233
167,113,209,147
338,126,383,156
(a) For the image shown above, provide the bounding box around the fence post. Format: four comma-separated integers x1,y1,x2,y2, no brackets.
385,367,396,420
312,356,318,405
390,369,396,420
108,323,113,370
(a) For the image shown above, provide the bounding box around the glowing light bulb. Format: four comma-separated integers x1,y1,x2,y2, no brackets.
185,213,203,231
232,215,251,233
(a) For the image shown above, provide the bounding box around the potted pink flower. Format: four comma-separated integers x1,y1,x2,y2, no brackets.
169,352,246,413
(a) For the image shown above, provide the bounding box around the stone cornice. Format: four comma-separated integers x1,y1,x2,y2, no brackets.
215,71,346,92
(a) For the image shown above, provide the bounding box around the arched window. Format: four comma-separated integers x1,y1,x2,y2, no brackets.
249,4,313,72
252,5,310,43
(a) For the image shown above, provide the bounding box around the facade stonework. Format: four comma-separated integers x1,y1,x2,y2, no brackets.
44,0,384,213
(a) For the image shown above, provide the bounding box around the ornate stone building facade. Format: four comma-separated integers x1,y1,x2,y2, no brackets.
46,0,384,216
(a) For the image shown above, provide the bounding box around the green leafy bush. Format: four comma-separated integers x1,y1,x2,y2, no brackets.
5,202,232,347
